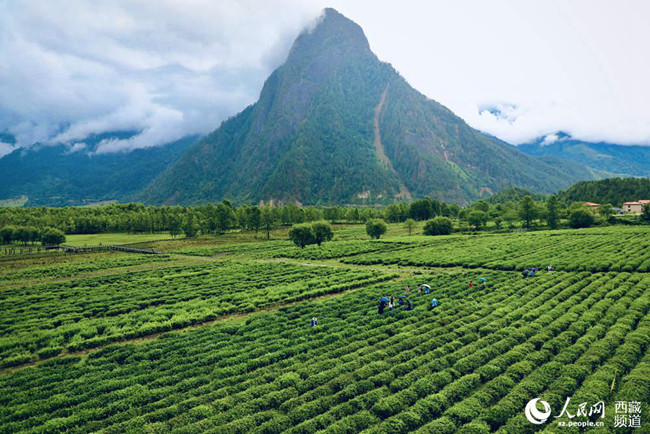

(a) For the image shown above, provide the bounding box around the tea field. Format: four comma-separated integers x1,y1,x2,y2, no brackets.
0,225,649,433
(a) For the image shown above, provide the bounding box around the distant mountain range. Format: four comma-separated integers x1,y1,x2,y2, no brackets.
139,8,597,206
518,132,650,178
0,132,195,206
1,9,648,207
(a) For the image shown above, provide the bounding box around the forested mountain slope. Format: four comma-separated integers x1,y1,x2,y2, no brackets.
141,9,596,206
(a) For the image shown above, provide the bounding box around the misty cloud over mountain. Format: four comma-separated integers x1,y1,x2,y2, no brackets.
0,0,320,156
1,0,649,159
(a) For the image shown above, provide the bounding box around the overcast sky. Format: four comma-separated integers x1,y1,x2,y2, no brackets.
1,0,648,157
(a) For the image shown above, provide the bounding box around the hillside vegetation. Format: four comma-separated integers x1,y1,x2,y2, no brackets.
557,177,650,206
520,133,650,178
0,134,195,207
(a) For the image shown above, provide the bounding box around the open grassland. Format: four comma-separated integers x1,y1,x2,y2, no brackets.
0,225,649,432
64,232,174,247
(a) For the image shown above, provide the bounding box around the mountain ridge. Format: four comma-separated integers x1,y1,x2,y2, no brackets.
0,133,196,206
519,132,650,178
140,8,597,206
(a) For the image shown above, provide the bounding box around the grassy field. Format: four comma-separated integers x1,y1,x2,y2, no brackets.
0,224,649,432
64,232,174,247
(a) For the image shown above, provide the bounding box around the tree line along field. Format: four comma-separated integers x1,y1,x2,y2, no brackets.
0,224,649,432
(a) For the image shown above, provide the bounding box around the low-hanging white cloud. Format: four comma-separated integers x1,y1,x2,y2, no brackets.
1,0,649,154
0,0,321,153
0,142,15,158
325,0,650,146
541,134,559,146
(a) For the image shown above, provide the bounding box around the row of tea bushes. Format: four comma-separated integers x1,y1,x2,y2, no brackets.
1,261,395,367
1,271,647,432
343,227,650,273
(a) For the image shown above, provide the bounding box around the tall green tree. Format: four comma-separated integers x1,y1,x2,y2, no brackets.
323,206,342,222
235,207,249,230
409,199,433,221
641,204,650,222
430,199,442,217
215,203,237,234
182,214,199,238
518,196,539,229
41,228,66,246
260,207,279,240
366,219,387,239
502,209,519,229
168,215,182,238
468,211,488,230
247,207,261,236
423,217,453,235
0,226,15,244
14,226,30,245
547,195,559,229
385,203,407,223
288,223,315,248
569,209,595,228
597,203,613,219
311,221,333,246
442,203,460,218
404,218,416,236
346,208,361,222
473,200,489,213
304,207,323,222
27,227,41,244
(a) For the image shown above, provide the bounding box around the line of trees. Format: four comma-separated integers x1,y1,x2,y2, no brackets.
0,203,388,237
1,191,646,239
0,199,460,237
0,225,66,245
288,221,334,248
463,194,648,231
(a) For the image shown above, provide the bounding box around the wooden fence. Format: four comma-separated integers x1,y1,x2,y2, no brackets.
1,244,161,257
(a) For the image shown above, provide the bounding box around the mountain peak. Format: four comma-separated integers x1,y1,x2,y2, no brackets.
141,9,596,206
285,8,371,66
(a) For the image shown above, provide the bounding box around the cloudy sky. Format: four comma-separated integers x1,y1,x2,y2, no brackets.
0,0,648,157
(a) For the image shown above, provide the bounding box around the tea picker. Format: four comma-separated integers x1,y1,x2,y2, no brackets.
378,297,389,314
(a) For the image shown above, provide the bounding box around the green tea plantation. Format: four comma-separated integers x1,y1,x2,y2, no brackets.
1,226,649,433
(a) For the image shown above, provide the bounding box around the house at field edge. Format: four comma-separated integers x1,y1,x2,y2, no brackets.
622,200,650,214
582,202,600,213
